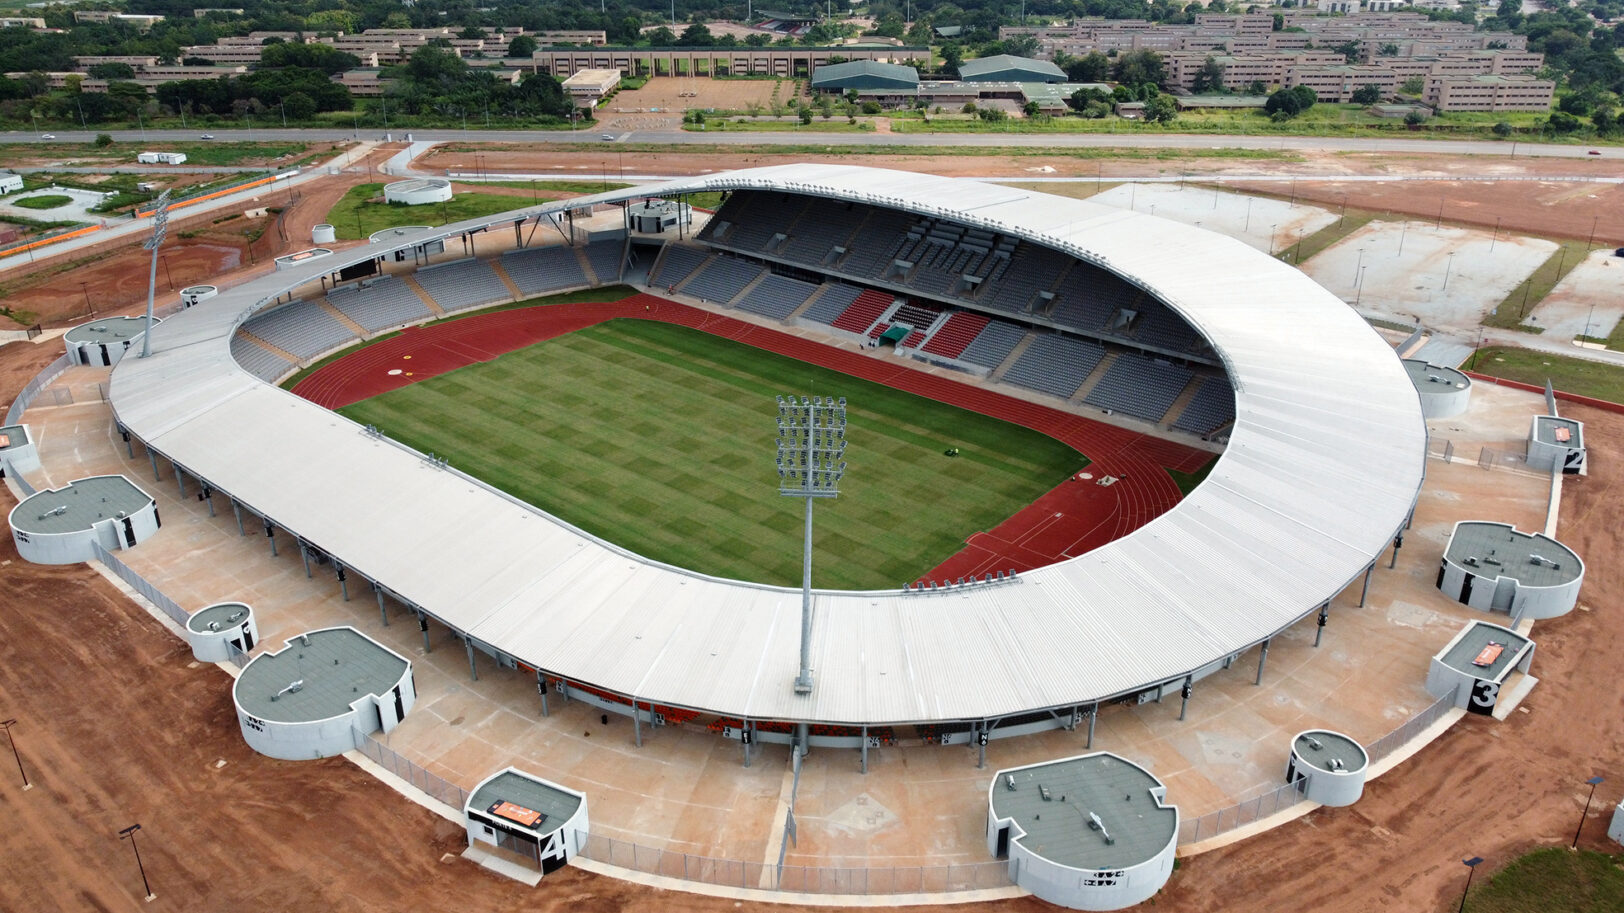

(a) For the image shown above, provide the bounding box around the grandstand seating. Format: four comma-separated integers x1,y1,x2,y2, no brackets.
801,283,862,326
831,289,895,335
242,299,357,360
779,198,860,264
734,274,819,320
980,244,1071,315
1133,304,1207,354
1171,376,1236,435
326,277,435,332
654,245,708,289
837,208,913,278
1082,354,1194,422
684,256,764,304
501,245,588,297
411,258,510,315
230,334,295,383
958,320,1027,369
1002,334,1106,399
921,312,990,360
585,239,624,284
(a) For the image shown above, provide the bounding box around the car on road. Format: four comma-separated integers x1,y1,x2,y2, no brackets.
601,134,615,141
200,133,215,140
40,133,55,140
1588,149,1601,155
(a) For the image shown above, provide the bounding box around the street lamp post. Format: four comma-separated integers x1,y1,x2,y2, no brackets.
1353,247,1365,289
1,719,30,790
139,189,172,359
1356,265,1368,307
1442,251,1456,292
1458,856,1483,913
774,395,848,714
80,282,93,317
1574,776,1605,848
119,823,155,902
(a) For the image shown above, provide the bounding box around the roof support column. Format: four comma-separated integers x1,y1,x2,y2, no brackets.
174,464,185,498
417,611,431,653
741,720,752,768
231,498,244,536
119,426,134,459
200,485,214,517
796,722,809,759
264,519,277,557
1390,531,1404,569
977,722,989,770
465,637,477,681
536,672,549,717
336,564,349,601
633,701,642,747
148,447,161,482
1086,702,1098,749
299,541,311,578
861,725,868,775
1315,603,1329,647
1256,638,1271,685
375,582,388,626
1179,676,1193,721
1360,561,1374,607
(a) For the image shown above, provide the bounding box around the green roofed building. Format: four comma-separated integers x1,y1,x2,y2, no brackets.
810,59,920,93
959,54,1066,83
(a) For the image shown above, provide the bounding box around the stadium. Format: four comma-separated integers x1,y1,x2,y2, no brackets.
108,163,1427,748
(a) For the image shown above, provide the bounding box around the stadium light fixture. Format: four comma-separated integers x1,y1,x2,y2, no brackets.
775,395,847,697
139,189,173,359
1457,856,1482,913
1574,775,1605,848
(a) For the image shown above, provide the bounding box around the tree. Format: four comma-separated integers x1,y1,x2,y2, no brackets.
1350,84,1382,105
260,42,361,75
94,132,113,146
645,26,676,46
940,41,963,77
861,100,881,114
1403,110,1425,125
1191,57,1225,93
678,23,713,46
87,62,135,80
1022,100,1041,117
508,35,538,58
281,90,316,120
1144,93,1178,123
1061,51,1110,83
799,107,812,124
306,9,357,33
1247,80,1267,95
1492,121,1514,137
1264,84,1317,118
1378,43,1399,56
1112,50,1165,90
1400,76,1425,95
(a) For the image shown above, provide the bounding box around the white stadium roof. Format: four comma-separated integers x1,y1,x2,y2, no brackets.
109,164,1427,725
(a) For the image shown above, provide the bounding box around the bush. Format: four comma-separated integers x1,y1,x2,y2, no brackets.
860,100,881,115
1492,121,1513,137
1403,111,1426,125
1350,84,1382,105
93,133,114,147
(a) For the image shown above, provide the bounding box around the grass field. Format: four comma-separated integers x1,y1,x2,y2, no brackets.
326,182,541,240
1465,847,1624,913
1465,346,1624,405
337,318,1087,588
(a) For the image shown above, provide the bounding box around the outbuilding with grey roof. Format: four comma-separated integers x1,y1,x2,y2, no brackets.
1426,619,1534,716
465,767,590,876
1438,520,1583,621
233,626,414,760
8,474,158,564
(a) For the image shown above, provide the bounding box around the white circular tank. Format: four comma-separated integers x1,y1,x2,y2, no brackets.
312,223,336,244
384,178,452,206
1287,729,1368,807
186,601,258,663
180,285,218,307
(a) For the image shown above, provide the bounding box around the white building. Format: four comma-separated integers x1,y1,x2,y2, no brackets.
1403,358,1471,418
0,172,23,194
65,316,158,367
1286,730,1368,807
1426,620,1534,716
464,767,591,875
136,151,188,165
1527,413,1585,474
383,178,453,206
0,423,40,478
9,475,160,564
185,601,259,663
233,627,415,760
988,752,1178,910
1437,520,1583,621
561,68,621,108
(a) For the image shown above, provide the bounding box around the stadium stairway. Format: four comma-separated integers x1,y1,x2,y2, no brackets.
1070,351,1118,404
235,330,299,365
571,247,596,285
487,258,525,300
785,283,831,322
1159,379,1204,429
727,271,771,308
988,330,1038,380
317,297,369,337
401,276,449,317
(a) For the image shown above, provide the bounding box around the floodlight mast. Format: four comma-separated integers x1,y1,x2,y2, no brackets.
139,190,173,359
775,395,847,700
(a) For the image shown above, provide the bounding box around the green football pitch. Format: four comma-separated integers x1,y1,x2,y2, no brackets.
337,319,1087,589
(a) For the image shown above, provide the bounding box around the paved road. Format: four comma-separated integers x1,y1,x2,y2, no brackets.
3,127,1617,159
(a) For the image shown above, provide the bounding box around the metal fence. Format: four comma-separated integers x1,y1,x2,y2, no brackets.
90,541,190,629
349,729,471,811
1178,692,1456,845
5,352,73,425
576,832,1010,894
1428,436,1454,463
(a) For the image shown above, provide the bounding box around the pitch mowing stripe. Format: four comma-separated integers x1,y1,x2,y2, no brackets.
339,318,1087,589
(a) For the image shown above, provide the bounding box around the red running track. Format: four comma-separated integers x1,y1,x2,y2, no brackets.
290,294,1213,580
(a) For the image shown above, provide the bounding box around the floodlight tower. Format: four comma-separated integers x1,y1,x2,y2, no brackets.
775,395,847,699
139,189,173,358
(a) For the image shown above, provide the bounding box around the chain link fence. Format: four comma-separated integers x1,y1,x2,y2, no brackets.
349,729,471,811
5,353,74,425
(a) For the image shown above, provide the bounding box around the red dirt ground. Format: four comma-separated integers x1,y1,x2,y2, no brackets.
289,294,1209,578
